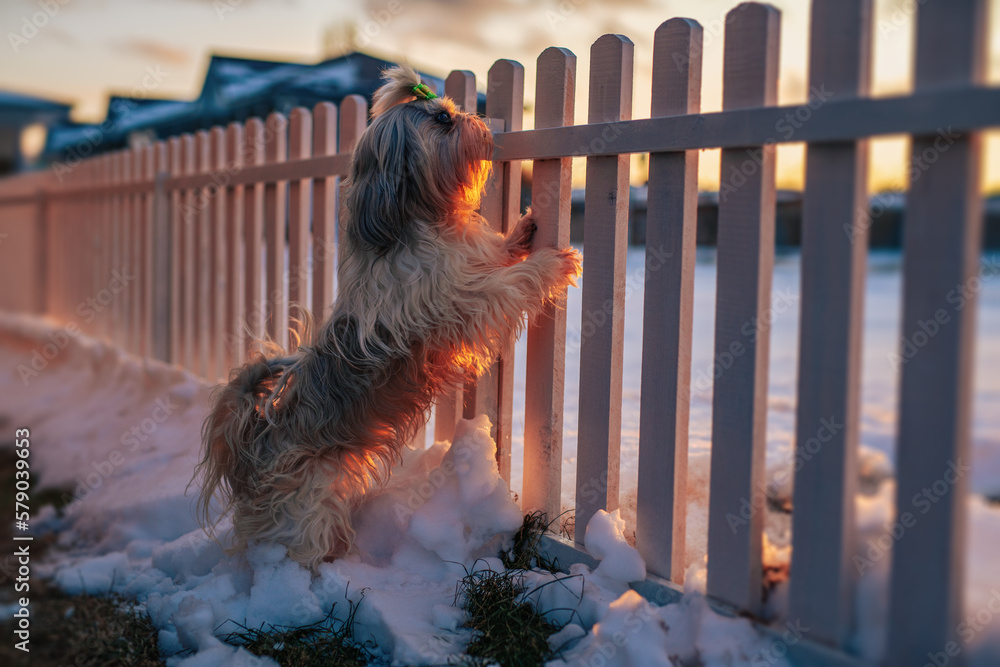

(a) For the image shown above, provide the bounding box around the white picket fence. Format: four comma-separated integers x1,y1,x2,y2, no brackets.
0,0,997,663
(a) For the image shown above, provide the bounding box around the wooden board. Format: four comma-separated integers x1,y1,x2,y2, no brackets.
523,46,575,521
636,17,702,584
789,0,871,647
575,33,633,543
887,0,986,662
706,3,780,615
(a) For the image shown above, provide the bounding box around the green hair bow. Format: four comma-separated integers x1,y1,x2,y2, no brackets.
411,83,438,100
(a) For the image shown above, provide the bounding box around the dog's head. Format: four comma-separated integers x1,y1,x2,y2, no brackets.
344,65,494,254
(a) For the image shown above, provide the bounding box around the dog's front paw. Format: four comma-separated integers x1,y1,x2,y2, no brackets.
506,209,537,260
556,247,583,286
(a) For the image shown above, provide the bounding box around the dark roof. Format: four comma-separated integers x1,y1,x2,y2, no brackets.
44,51,471,158
0,90,71,126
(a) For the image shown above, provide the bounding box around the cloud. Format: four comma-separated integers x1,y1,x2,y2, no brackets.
357,0,661,57
112,39,191,65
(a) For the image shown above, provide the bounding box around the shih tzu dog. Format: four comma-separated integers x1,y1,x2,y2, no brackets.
196,65,582,570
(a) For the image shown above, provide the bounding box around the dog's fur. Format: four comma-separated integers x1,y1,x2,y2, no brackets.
195,66,582,571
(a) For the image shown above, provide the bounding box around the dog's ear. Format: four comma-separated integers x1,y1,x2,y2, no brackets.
345,117,415,254
371,66,423,118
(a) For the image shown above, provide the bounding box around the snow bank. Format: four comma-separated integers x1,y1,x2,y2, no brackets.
3,277,1000,667
0,314,788,665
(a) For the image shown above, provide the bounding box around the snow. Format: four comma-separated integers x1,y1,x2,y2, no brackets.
1,247,1000,664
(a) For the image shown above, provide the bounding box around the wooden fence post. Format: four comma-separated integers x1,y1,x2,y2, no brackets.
790,0,871,647
209,126,228,382
522,48,575,521
465,58,524,482
181,133,197,372
140,145,155,358
288,107,313,339
224,122,245,372
434,71,478,445
168,137,183,363
706,2,780,614
636,17,702,584
888,0,986,662
311,102,338,322
196,130,212,377
243,118,266,358
575,34,633,543
151,142,171,363
264,112,288,351
127,146,142,355
337,96,367,275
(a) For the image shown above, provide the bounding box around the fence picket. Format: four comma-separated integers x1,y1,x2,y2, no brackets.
337,96,367,273
265,113,288,350
243,118,266,357
210,126,228,382
465,58,524,482
139,145,155,357
311,102,337,322
111,152,125,345
523,48,575,521
789,0,871,646
168,137,183,364
706,2,780,614
288,107,312,333
433,72,478,445
82,160,96,335
636,18,702,584
224,123,244,371
445,70,477,114
127,147,141,354
181,134,198,372
151,142,170,363
888,0,986,662
575,34,633,542
196,130,213,377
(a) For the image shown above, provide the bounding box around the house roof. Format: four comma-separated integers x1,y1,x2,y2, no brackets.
44,51,468,157
0,90,71,126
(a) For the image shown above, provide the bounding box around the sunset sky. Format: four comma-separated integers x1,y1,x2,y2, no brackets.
0,0,998,193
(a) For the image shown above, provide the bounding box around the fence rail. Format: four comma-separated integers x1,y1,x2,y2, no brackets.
0,1,996,664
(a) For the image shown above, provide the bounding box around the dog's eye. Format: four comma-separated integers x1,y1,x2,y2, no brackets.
435,112,452,124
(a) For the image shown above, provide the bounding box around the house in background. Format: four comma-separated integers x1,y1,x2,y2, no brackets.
42,51,482,165
0,90,71,175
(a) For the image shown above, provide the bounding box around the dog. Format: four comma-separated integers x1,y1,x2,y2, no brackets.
196,65,582,570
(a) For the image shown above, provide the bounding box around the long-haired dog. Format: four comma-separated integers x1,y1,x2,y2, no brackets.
196,66,582,570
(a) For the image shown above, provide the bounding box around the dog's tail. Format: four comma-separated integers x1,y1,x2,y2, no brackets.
193,313,313,542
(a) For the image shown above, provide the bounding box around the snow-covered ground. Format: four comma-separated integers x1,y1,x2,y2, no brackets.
1,247,999,665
